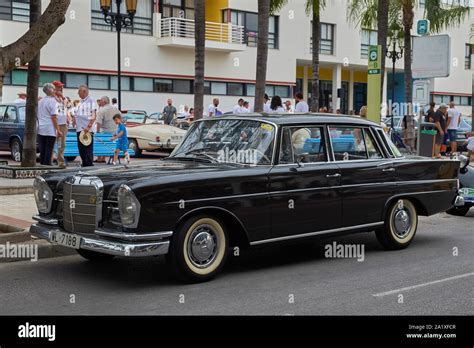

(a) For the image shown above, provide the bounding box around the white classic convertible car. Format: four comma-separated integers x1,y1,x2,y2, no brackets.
122,111,187,156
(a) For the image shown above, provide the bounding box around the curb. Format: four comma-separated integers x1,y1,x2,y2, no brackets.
0,186,34,195
0,239,76,263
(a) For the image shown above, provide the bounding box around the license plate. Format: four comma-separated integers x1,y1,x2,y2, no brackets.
50,231,82,249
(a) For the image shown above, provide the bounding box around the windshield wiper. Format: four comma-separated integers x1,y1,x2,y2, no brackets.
168,147,217,163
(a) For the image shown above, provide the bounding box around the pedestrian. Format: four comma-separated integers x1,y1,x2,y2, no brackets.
263,94,271,112
111,114,130,166
294,92,309,113
163,98,177,125
232,98,245,114
53,80,69,168
269,96,285,113
96,96,118,163
243,101,251,113
433,103,448,158
463,131,474,161
424,102,436,123
37,83,61,166
14,91,27,104
208,98,222,117
447,101,462,153
284,100,295,113
359,106,367,119
112,97,119,109
74,85,97,167
336,109,342,115
189,108,195,123
180,105,190,119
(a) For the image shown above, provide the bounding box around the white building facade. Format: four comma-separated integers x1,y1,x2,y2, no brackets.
0,0,472,115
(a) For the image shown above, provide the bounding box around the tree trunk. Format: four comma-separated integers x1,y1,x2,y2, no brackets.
403,1,415,150
310,3,320,112
193,0,205,120
254,0,270,113
22,0,42,167
377,0,389,103
1,0,70,74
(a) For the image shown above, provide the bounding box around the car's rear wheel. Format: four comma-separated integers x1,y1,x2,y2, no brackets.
376,199,418,250
76,249,115,261
446,205,470,216
10,138,22,162
128,139,142,157
168,215,228,283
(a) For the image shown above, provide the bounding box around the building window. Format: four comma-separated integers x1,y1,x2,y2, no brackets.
88,75,110,90
246,84,255,97
320,23,334,55
4,71,12,85
433,94,471,106
134,77,154,92
227,83,244,96
204,81,211,95
361,29,377,59
11,70,28,85
225,10,279,49
173,79,192,94
111,76,131,91
154,79,173,93
91,0,154,36
38,72,62,86
65,73,88,88
211,82,227,95
275,85,290,98
0,0,29,22
161,0,195,19
465,44,472,70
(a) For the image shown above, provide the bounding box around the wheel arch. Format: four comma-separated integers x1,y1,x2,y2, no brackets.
175,207,251,249
9,135,22,147
382,194,428,220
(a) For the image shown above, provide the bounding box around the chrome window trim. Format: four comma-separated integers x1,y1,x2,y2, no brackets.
250,221,384,245
374,128,394,158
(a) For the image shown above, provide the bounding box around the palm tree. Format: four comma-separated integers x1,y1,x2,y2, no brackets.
193,0,205,120
254,0,271,112
378,0,389,100
22,0,42,167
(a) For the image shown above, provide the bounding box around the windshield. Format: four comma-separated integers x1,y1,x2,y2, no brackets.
170,118,276,165
123,113,146,123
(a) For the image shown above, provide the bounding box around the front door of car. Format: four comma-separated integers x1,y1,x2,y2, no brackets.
268,125,342,240
328,125,395,227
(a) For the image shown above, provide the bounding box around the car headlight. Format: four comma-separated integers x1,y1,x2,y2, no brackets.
118,185,140,228
33,176,53,213
459,155,470,170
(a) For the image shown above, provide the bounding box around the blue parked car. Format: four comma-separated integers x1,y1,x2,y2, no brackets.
0,103,28,161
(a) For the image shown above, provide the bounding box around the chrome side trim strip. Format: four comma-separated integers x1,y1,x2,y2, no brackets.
94,230,173,241
250,222,384,246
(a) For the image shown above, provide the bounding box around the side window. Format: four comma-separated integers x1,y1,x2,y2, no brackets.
376,129,394,158
279,126,327,164
329,126,367,161
0,106,6,121
4,106,17,122
364,129,384,159
18,107,26,123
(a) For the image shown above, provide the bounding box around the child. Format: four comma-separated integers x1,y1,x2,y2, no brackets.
464,131,474,161
111,114,130,165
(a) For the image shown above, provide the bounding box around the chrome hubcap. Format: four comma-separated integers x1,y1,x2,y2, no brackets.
394,209,411,238
187,224,218,268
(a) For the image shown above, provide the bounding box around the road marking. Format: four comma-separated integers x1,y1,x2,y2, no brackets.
372,272,474,297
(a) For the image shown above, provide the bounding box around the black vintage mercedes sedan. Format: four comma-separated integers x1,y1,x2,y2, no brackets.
30,114,463,282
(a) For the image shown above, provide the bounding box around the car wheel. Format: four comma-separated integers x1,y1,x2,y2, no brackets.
376,199,418,250
76,249,115,261
446,205,470,216
168,215,229,283
10,138,22,162
128,139,142,157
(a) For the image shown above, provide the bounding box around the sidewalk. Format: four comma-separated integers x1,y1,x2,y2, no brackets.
0,177,34,195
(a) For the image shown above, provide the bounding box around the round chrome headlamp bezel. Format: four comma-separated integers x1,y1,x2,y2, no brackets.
33,176,53,214
458,155,470,170
117,184,141,228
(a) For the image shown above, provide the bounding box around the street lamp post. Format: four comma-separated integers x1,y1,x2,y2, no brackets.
100,0,137,111
386,32,404,134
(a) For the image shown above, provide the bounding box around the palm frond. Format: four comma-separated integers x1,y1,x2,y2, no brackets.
270,0,288,15
305,0,326,17
424,0,470,33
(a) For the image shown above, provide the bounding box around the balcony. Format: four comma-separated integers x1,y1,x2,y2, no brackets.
156,16,246,52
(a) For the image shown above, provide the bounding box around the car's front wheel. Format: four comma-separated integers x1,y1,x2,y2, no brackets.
10,138,22,162
376,199,418,250
168,215,229,283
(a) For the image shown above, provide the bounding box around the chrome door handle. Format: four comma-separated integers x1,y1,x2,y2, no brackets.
326,173,341,178
382,167,395,172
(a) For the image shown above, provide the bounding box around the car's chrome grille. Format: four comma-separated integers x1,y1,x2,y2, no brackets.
62,175,103,234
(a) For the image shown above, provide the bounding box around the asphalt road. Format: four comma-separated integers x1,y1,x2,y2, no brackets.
0,211,473,315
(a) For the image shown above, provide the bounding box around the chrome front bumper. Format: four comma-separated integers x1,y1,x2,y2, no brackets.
30,221,171,258
148,141,180,148
454,195,465,207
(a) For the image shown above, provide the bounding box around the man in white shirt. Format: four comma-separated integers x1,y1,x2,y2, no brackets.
96,96,119,163
447,101,462,153
53,80,69,168
233,98,245,114
208,98,222,117
284,100,295,113
74,84,97,167
263,94,271,113
294,93,309,113
37,83,61,166
14,91,27,104
111,98,119,109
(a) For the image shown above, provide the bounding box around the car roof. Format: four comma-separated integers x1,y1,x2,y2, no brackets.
208,113,382,128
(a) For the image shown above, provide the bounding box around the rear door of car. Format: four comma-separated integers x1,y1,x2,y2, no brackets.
3,105,20,150
329,125,395,228
267,124,342,241
0,105,7,149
